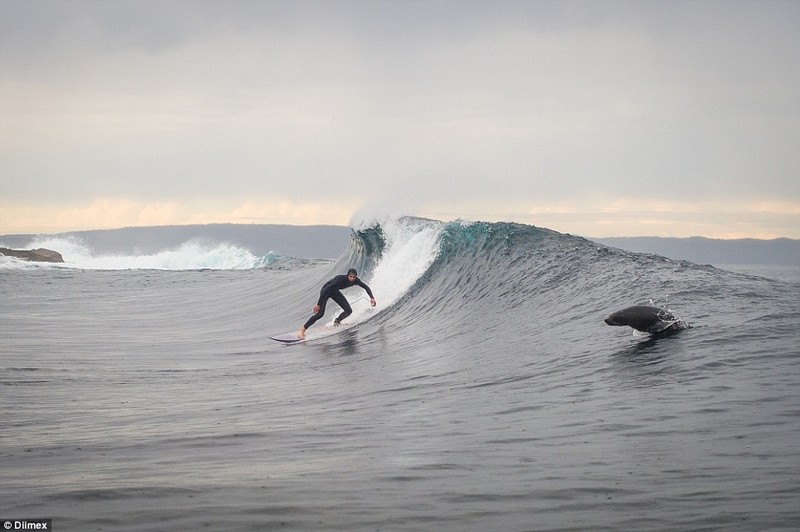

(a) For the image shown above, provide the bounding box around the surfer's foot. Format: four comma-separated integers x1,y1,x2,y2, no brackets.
333,320,341,327
297,327,306,340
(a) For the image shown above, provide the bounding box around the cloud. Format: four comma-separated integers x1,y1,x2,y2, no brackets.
0,197,357,234
1,0,798,237
1,194,798,239
52,199,183,232
422,197,800,239
539,199,800,239
187,199,358,226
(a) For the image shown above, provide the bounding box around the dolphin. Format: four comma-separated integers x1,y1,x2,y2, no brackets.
604,305,683,334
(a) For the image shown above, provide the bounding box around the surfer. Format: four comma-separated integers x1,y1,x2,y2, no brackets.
297,268,376,340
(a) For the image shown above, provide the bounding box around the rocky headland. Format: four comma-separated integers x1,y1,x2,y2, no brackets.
0,248,64,263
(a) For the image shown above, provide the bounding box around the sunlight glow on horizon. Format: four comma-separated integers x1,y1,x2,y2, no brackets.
1,198,797,240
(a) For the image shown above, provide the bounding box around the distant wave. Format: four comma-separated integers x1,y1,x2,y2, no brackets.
0,236,277,271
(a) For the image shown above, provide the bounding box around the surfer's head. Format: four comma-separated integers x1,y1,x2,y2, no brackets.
347,268,357,279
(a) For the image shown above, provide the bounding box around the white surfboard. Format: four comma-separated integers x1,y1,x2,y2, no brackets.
269,333,304,344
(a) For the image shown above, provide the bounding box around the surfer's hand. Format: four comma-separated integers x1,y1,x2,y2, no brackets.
313,304,320,314
370,298,377,307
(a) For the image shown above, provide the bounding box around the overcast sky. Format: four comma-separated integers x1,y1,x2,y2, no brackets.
1,0,798,238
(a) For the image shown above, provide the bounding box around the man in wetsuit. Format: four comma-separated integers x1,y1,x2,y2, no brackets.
297,268,376,339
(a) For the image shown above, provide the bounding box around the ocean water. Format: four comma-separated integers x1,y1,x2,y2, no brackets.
1,217,798,531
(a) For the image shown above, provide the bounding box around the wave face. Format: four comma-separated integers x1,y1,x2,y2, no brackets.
2,216,799,531
338,219,703,343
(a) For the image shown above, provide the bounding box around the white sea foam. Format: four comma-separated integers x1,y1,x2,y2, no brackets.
343,217,443,324
2,236,265,270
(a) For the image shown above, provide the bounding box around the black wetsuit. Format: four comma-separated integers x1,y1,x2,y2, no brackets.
303,274,374,329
